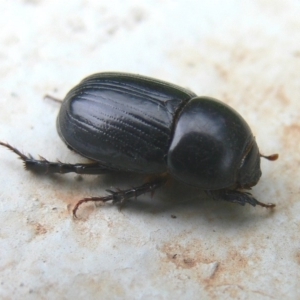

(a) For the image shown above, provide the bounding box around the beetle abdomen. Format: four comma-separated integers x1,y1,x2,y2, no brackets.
57,73,196,173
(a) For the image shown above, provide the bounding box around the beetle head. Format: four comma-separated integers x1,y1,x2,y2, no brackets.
237,140,262,189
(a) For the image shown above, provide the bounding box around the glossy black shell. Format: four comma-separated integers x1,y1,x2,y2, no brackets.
57,73,196,173
57,72,261,190
168,97,261,190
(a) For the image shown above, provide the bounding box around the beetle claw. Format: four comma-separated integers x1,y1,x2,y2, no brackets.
72,177,167,217
206,189,276,208
72,195,114,218
0,142,29,161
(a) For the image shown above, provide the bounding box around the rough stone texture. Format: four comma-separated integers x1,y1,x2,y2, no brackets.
0,0,299,299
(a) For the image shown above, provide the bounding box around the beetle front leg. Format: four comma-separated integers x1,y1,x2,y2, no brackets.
206,189,276,208
0,142,113,175
73,175,168,218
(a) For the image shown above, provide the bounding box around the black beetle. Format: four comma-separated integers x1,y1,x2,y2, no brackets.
0,72,278,217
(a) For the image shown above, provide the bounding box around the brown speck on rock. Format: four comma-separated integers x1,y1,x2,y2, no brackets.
35,223,47,235
295,252,300,265
183,258,196,268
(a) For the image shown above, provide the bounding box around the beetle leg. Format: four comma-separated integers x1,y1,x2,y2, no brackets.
206,189,276,208
44,94,63,103
0,142,113,174
72,176,168,218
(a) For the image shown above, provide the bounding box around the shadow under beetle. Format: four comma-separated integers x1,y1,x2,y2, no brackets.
0,72,278,217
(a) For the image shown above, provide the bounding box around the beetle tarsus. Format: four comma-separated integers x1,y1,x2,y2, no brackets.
73,195,114,219
72,177,168,218
253,200,276,208
0,142,29,161
0,142,113,175
206,189,276,208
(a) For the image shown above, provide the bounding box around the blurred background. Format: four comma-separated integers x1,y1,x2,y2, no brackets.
0,0,299,299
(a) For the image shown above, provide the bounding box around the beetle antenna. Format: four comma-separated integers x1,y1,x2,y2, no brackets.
260,153,279,161
255,199,276,208
44,94,63,103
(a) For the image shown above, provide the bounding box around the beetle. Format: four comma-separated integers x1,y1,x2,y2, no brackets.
0,72,278,217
